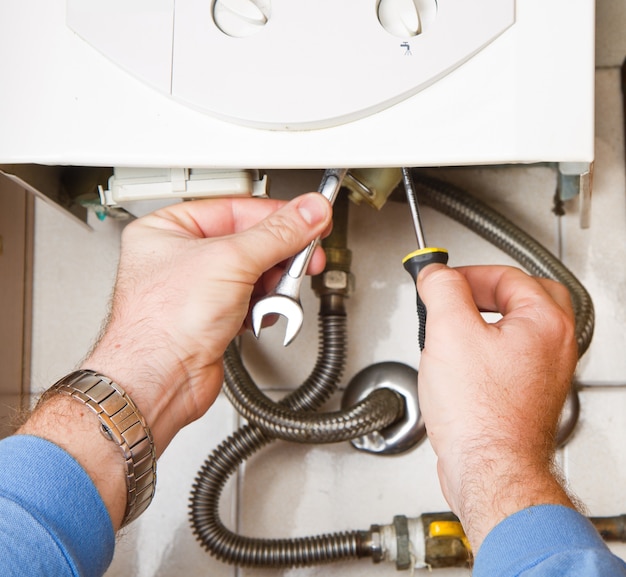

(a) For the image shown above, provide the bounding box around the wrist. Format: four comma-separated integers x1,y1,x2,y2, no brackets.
19,393,128,529
24,370,158,530
81,325,192,456
81,311,228,466
438,448,575,551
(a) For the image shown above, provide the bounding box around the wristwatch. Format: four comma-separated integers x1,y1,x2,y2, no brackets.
39,369,157,527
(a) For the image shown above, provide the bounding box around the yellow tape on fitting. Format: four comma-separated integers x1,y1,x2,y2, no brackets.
429,521,471,553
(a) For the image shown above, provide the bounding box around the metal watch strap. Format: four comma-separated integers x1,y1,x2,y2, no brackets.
40,369,157,527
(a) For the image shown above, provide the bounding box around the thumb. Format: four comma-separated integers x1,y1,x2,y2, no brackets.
233,192,332,275
417,264,485,338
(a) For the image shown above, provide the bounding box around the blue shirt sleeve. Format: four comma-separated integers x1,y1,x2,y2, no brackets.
474,504,626,576
0,435,115,577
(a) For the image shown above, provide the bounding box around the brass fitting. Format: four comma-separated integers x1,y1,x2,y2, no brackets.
361,513,471,571
424,513,472,568
343,167,402,210
311,191,354,309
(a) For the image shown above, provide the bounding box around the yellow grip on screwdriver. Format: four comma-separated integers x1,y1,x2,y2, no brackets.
402,247,449,277
403,247,449,351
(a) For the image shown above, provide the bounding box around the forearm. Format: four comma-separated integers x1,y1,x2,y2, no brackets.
79,323,203,459
17,394,128,530
16,340,184,533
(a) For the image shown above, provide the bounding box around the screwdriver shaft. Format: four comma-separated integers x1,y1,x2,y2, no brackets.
401,168,448,351
401,167,427,250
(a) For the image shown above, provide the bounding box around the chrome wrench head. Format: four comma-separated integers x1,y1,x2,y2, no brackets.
250,168,348,346
251,294,304,346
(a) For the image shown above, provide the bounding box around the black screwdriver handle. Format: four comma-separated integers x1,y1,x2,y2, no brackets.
403,248,449,350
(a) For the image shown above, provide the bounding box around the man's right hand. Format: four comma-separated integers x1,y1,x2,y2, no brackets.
416,264,579,552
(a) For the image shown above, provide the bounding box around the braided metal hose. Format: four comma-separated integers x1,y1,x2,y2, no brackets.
224,351,404,443
190,310,374,567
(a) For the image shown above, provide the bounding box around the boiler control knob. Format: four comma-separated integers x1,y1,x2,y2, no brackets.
377,0,437,38
213,0,271,38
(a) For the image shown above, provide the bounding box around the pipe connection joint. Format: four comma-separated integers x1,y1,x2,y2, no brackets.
364,513,471,570
312,190,354,314
312,258,354,297
342,362,426,455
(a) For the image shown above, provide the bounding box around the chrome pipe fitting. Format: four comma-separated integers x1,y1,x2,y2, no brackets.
342,362,426,455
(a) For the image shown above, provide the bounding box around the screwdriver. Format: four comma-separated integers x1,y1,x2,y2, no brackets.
401,168,448,350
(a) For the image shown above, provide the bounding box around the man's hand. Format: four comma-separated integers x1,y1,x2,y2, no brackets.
416,264,579,552
81,193,332,457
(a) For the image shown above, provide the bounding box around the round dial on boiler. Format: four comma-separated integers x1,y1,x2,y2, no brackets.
377,0,438,37
213,0,272,38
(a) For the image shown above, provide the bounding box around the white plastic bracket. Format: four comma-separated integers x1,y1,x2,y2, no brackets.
98,168,268,217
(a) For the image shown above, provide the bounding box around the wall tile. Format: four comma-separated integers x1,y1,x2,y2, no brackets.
596,0,626,67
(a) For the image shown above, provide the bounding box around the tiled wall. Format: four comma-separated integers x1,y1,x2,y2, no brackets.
28,1,626,575
0,179,32,439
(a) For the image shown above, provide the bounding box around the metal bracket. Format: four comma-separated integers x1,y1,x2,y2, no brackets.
558,161,593,229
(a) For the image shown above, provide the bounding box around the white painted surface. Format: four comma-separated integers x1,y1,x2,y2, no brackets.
0,0,592,166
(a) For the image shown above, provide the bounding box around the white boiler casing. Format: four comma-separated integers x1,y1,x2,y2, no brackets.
0,0,594,170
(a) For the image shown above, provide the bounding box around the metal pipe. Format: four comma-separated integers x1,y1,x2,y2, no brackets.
223,352,404,444
189,194,385,566
591,515,626,542
190,311,380,567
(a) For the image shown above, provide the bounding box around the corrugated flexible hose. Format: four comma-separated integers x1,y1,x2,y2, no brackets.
189,171,595,568
190,311,374,567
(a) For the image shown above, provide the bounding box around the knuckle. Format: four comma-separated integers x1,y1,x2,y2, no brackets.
545,305,577,354
258,214,301,247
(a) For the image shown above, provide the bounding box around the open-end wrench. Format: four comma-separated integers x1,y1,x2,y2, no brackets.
251,168,348,346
